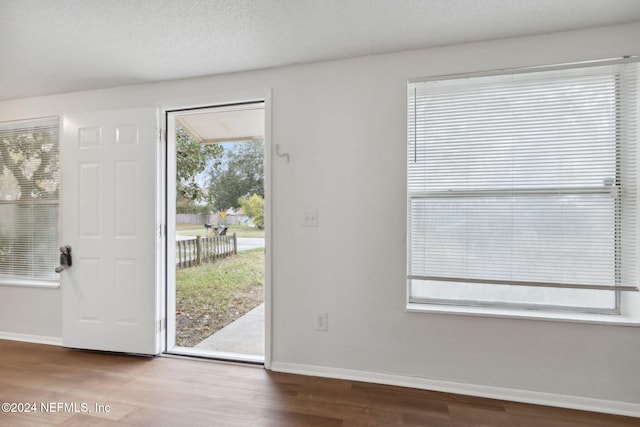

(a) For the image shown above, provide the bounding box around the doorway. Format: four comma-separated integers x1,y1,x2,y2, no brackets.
165,102,266,364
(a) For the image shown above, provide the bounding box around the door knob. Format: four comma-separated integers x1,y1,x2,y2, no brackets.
55,245,72,273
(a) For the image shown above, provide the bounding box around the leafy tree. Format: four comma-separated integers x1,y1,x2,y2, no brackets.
176,125,223,205
239,194,264,229
176,199,213,214
0,125,59,200
208,140,264,211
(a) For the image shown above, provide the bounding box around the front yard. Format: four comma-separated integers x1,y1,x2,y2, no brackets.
175,248,264,347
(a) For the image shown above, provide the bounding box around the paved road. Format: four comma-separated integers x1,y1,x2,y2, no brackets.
236,238,265,252
175,234,264,252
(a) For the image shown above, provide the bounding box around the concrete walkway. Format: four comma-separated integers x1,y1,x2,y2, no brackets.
195,303,264,357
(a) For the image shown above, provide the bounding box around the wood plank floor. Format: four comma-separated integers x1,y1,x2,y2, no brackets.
0,340,637,426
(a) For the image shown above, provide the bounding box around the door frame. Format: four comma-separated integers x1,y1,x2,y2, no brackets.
158,89,273,368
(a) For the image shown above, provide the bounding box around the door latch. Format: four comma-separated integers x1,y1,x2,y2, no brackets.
55,245,72,273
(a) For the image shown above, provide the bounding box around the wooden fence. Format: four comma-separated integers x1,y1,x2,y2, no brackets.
176,234,237,269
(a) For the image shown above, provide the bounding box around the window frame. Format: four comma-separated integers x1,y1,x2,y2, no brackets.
0,116,60,288
406,58,640,323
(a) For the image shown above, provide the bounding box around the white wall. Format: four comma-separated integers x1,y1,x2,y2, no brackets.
1,23,639,414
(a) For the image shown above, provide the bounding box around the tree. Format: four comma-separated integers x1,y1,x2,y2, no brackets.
176,125,223,205
0,124,59,200
239,194,264,229
208,140,264,211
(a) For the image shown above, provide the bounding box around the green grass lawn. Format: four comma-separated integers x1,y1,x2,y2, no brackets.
176,223,265,238
175,248,264,347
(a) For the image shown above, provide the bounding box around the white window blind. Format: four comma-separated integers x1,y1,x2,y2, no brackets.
0,117,59,282
407,60,638,313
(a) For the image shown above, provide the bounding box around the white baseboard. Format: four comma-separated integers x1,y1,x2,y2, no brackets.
270,362,640,418
0,331,62,346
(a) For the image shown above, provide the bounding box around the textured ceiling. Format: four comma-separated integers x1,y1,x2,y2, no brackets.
1,0,640,101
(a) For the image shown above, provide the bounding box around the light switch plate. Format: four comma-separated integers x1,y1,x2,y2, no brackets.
303,211,318,227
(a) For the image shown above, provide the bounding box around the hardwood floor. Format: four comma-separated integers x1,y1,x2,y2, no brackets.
0,340,637,426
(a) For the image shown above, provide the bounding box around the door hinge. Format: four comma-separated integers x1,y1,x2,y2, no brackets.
159,318,165,333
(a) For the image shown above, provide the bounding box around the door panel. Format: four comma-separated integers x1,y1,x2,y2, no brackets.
61,108,159,355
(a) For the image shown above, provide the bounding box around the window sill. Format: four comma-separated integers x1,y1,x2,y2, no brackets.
406,302,640,327
0,278,60,289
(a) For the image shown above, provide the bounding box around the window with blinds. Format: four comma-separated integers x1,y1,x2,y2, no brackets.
407,60,638,313
0,117,59,283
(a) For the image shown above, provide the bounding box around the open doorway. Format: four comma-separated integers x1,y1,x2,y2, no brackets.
165,102,266,364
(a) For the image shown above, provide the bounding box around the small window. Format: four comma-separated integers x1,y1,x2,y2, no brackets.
407,60,638,314
0,117,59,283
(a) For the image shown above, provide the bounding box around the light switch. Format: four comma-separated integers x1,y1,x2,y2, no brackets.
303,211,318,227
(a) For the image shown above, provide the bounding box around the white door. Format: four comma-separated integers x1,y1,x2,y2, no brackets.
61,108,160,355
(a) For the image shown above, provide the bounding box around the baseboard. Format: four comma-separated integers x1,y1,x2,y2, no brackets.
0,331,62,347
270,362,640,418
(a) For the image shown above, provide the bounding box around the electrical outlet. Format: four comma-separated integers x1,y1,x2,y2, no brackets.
315,312,328,331
303,211,318,227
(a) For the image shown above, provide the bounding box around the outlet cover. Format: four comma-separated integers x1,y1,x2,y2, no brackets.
315,312,328,331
